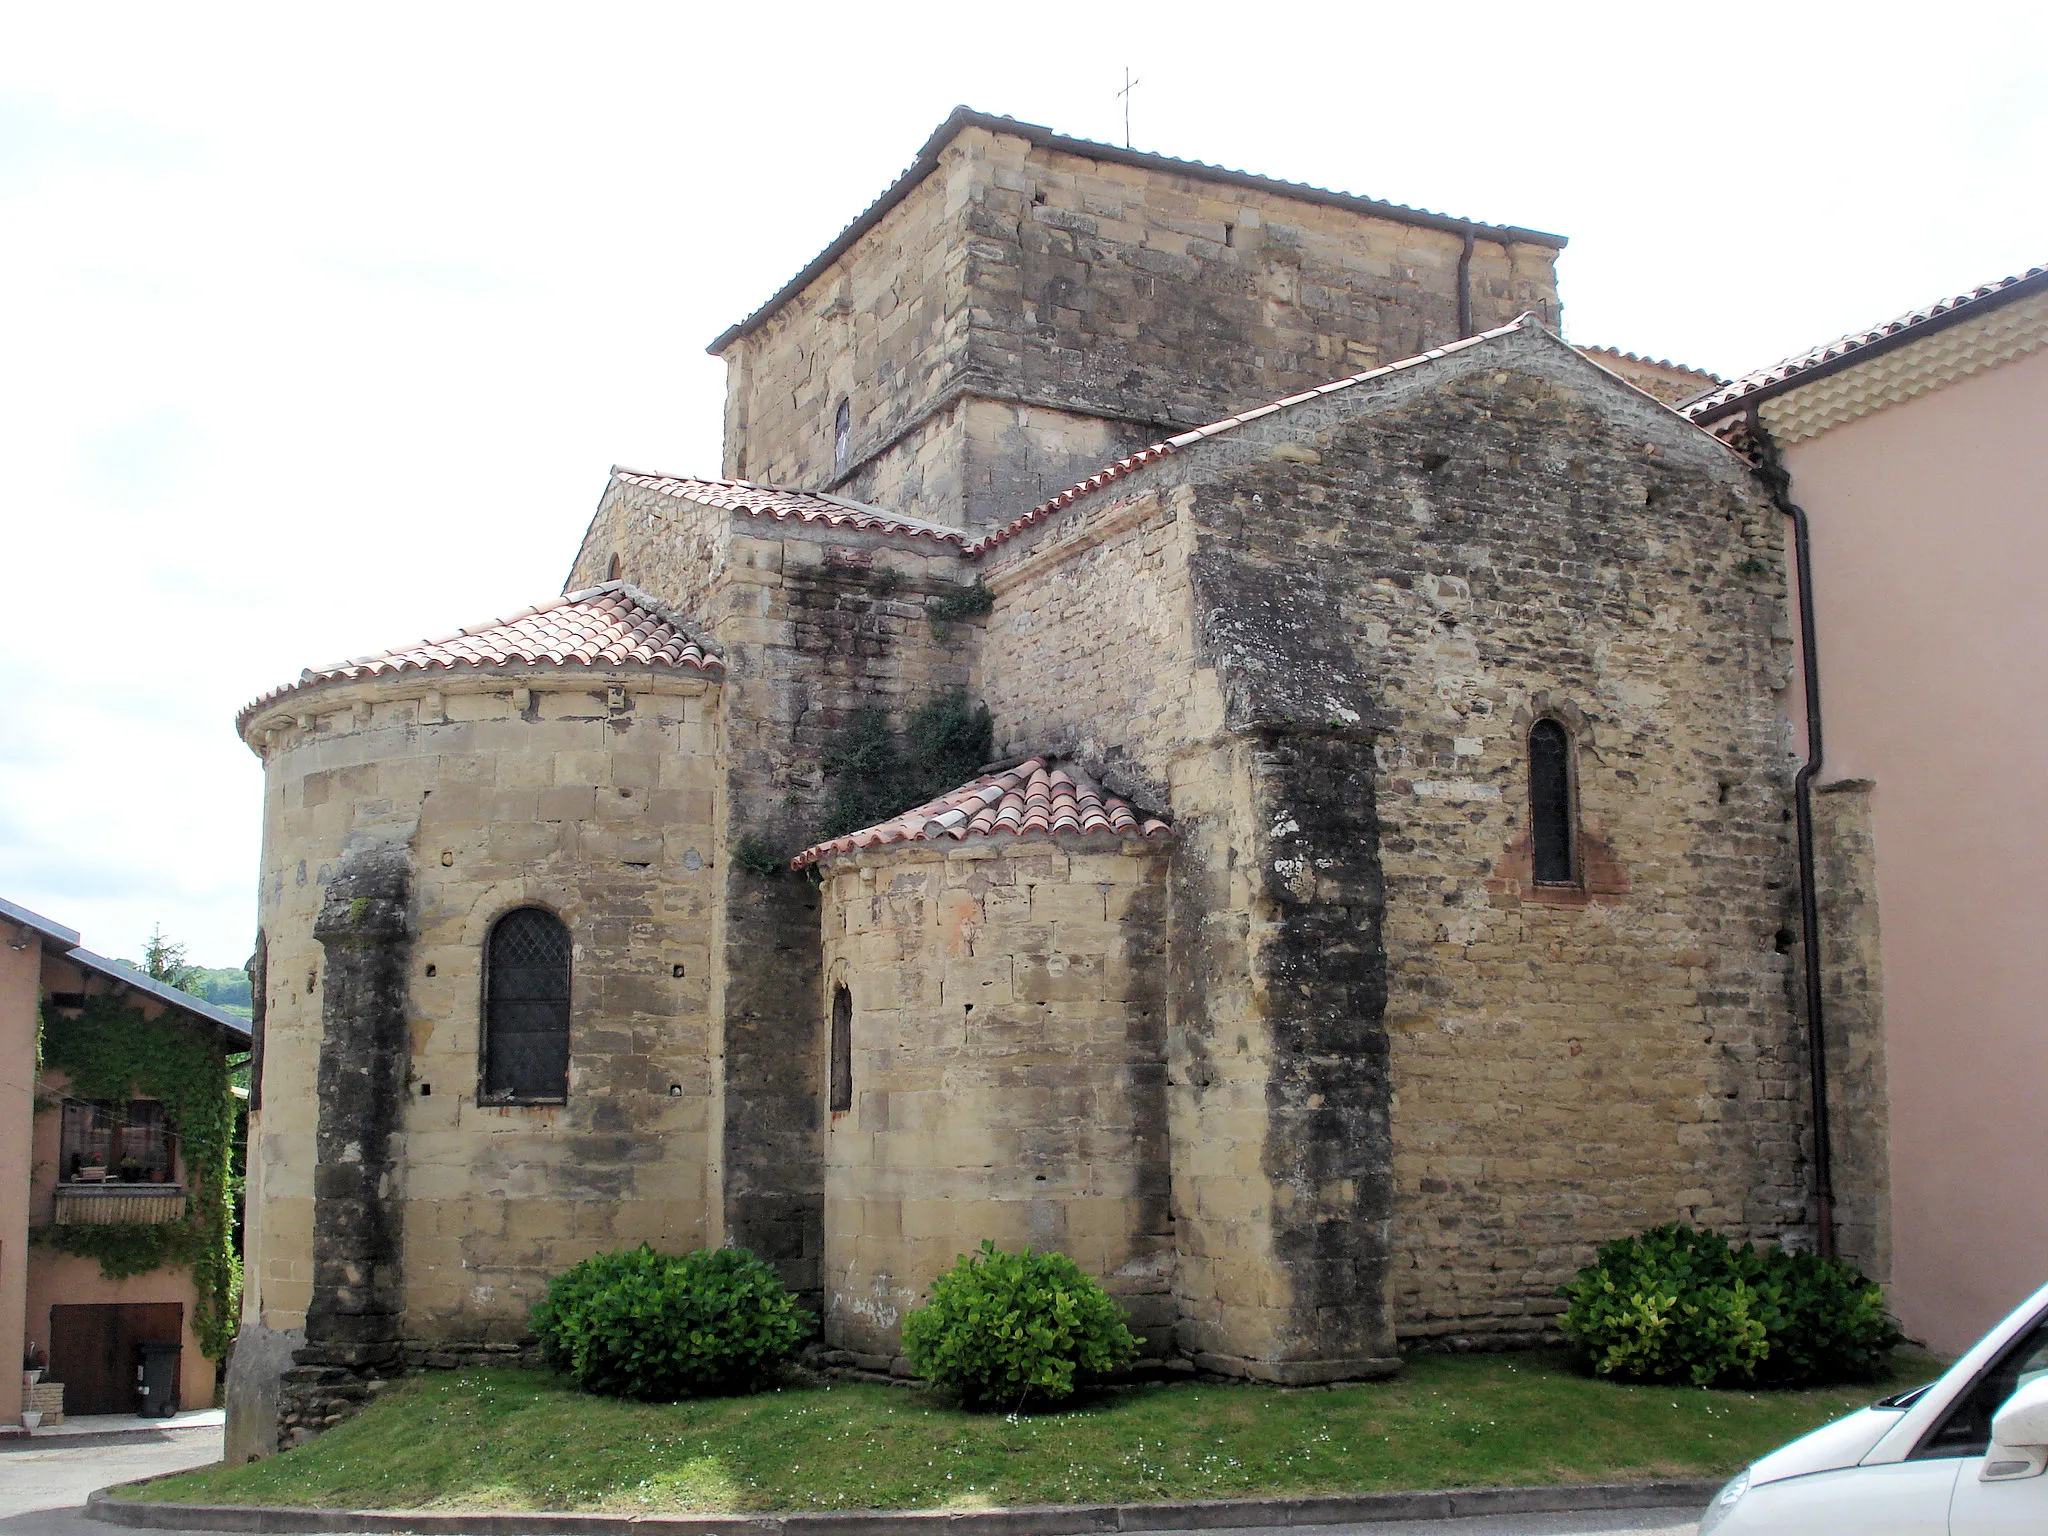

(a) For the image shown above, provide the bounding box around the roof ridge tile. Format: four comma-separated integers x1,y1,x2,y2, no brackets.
238,583,722,736
791,756,1171,868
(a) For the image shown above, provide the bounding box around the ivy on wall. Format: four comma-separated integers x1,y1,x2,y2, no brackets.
33,996,243,1361
818,691,994,840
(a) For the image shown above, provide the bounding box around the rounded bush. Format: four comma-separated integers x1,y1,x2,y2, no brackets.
530,1244,811,1400
901,1240,1138,1409
1558,1224,1902,1388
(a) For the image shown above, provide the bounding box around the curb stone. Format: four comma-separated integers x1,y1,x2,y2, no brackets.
84,1480,1720,1533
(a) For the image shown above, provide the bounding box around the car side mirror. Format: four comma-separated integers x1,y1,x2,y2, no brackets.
1982,1375,2048,1481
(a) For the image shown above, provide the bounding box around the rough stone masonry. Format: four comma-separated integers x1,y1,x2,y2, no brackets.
226,108,1820,1455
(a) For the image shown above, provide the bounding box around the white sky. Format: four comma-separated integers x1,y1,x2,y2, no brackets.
3,2,2044,966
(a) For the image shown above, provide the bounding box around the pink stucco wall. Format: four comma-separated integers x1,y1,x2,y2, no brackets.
0,923,39,1430
1785,345,2048,1353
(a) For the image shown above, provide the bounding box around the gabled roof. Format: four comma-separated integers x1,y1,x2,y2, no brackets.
792,757,1171,869
709,107,1567,355
0,894,81,950
1577,344,1724,382
65,948,252,1048
612,469,969,547
964,316,1544,556
239,581,720,731
1685,264,2048,423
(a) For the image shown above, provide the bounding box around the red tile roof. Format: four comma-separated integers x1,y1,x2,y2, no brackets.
239,581,720,730
791,757,1171,868
964,316,1539,557
1685,264,2048,422
710,108,1566,355
614,469,970,547
1575,345,1724,384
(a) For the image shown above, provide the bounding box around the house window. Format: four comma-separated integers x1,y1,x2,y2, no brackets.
1529,718,1576,885
61,1101,174,1183
829,983,853,1114
482,907,572,1102
605,553,622,581
833,399,852,476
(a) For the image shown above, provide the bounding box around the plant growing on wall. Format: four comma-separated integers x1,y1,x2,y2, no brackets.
32,996,242,1361
818,691,993,840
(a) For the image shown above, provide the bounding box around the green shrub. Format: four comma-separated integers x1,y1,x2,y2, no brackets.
901,1240,1138,1410
1740,1246,1905,1386
1559,1224,1902,1388
530,1245,811,1400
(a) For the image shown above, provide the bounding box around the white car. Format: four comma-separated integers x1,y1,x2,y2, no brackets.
1701,1278,2048,1533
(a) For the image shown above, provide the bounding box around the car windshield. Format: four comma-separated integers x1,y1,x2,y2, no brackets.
1917,1315,2048,1458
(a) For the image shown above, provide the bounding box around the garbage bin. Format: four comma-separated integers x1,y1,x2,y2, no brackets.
135,1341,181,1418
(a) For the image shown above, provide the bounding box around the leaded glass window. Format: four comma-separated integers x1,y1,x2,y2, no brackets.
483,907,572,1101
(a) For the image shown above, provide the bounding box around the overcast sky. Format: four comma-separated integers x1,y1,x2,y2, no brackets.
3,2,2043,967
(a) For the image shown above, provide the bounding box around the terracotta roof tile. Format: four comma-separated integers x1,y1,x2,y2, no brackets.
1575,345,1725,384
1685,264,2048,421
613,469,969,547
791,757,1170,868
239,581,719,731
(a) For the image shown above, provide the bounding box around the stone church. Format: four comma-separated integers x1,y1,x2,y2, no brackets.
227,109,1812,1455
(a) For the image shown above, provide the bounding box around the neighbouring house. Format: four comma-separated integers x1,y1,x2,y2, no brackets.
0,895,250,1432
228,109,1823,1457
1686,265,2048,1354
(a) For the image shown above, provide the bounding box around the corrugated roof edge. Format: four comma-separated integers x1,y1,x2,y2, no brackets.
1685,264,2048,423
708,107,1568,356
1576,344,1726,384
0,894,81,949
67,947,253,1047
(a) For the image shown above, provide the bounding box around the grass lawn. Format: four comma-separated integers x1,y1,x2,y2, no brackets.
134,1350,1938,1515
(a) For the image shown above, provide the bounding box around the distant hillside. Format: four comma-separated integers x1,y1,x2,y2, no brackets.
106,957,253,1018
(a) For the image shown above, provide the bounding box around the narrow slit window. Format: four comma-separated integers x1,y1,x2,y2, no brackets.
833,399,852,475
1529,719,1576,885
483,907,572,1101
829,984,853,1114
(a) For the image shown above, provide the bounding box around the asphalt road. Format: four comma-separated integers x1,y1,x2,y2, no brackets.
0,1427,1702,1536
0,1426,223,1536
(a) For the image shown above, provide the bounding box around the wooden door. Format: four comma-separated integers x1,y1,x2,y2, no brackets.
48,1303,182,1415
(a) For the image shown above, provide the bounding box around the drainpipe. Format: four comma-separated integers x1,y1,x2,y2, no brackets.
1455,229,1477,339
1749,405,1836,1261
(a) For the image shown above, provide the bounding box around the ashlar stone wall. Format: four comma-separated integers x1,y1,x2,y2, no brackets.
816,837,1173,1366
974,434,1399,1381
236,666,721,1443
1165,332,1804,1348
971,322,1807,1357
718,121,1564,530
566,488,993,1302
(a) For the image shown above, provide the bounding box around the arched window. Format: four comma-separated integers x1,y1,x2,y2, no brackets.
833,399,852,475
605,553,622,581
829,983,853,1114
483,908,572,1101
1529,719,1576,886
